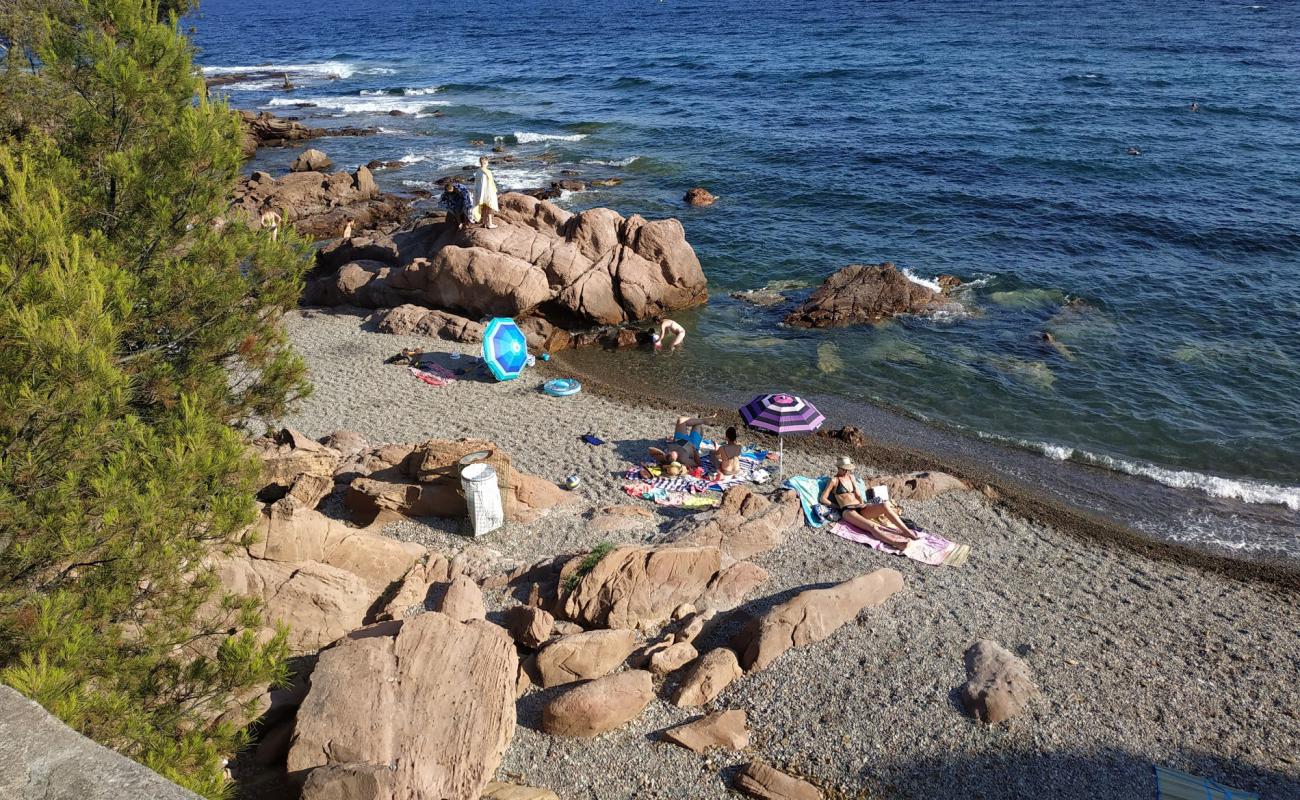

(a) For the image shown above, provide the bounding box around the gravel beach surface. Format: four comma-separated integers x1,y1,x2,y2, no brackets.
276,308,1300,800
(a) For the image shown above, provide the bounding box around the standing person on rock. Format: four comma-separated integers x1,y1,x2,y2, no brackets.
471,155,500,229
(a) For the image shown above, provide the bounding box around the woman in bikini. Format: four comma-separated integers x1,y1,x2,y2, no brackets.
819,456,920,551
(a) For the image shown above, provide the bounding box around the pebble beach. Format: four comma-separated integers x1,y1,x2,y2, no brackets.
274,307,1300,800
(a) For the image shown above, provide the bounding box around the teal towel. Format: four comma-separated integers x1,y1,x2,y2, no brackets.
784,474,866,526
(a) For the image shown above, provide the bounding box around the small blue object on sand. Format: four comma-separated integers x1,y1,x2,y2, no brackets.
543,378,581,397
581,434,605,446
1153,766,1258,800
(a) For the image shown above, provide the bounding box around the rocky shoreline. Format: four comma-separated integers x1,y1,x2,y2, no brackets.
218,307,1300,800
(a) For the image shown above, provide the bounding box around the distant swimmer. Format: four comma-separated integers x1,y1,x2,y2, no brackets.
1190,101,1199,112
653,318,686,351
1040,331,1075,360
1127,147,1142,156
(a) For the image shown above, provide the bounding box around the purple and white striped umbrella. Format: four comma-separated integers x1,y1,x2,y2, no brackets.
739,393,825,434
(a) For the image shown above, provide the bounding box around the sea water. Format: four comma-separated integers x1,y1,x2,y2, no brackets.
190,0,1300,558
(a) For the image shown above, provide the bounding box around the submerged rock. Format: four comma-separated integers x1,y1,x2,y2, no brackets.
684,186,717,206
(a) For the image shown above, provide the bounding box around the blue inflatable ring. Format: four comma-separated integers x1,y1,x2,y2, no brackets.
543,378,582,397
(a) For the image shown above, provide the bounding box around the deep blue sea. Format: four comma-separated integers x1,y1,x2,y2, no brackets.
191,0,1300,555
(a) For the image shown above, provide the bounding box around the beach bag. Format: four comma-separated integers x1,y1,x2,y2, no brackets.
460,462,504,536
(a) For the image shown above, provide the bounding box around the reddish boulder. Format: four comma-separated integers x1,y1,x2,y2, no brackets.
684,187,717,207
960,639,1039,724
541,670,654,738
369,304,485,342
783,263,949,328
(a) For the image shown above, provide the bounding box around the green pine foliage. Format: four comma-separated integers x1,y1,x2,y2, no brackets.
0,1,311,796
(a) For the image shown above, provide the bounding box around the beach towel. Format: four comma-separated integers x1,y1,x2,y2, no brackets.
471,166,499,221
1153,766,1258,800
408,363,457,387
829,521,971,566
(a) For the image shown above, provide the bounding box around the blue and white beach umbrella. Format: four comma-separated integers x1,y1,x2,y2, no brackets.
482,317,529,381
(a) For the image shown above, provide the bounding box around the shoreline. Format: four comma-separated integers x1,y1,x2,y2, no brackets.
547,351,1300,591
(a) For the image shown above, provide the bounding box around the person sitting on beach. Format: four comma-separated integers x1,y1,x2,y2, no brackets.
648,415,711,469
438,180,474,230
663,452,688,477
471,156,500,229
819,456,920,551
714,426,743,478
653,318,686,351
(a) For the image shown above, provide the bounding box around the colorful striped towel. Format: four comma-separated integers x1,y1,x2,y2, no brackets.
829,521,970,567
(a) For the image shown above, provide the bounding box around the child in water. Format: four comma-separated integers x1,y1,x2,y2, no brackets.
652,318,686,350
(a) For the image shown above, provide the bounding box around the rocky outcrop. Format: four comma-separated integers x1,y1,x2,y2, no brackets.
670,486,801,565
533,629,638,687
304,193,707,328
344,438,572,525
0,686,202,800
503,605,554,649
876,471,969,502
695,561,770,613
671,647,743,707
663,709,749,752
236,110,376,158
212,552,373,653
734,763,822,800
649,641,698,676
378,554,452,620
541,670,654,738
299,762,392,800
230,166,409,240
560,545,723,630
737,569,904,673
289,612,516,800
684,187,717,206
369,304,485,342
437,573,487,622
253,427,341,505
960,640,1038,724
291,148,334,173
783,263,949,328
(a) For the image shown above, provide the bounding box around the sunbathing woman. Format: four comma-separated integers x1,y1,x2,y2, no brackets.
819,456,920,551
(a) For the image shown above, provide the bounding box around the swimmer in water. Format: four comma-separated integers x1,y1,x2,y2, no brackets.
1190,101,1199,112
653,318,687,351
1127,147,1142,156
1040,331,1075,361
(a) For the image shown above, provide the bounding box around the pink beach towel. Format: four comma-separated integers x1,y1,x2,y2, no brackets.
408,363,456,387
829,522,970,567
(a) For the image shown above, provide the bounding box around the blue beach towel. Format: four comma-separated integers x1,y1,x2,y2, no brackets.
785,474,866,526
1153,767,1258,800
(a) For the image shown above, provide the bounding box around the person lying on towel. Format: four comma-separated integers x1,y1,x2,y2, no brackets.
820,456,921,551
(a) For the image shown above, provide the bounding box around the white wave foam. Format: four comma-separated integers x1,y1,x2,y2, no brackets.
398,152,429,164
581,156,641,167
264,96,447,115
213,80,282,92
514,131,587,143
360,86,443,97
902,268,945,294
979,432,1300,510
203,60,358,79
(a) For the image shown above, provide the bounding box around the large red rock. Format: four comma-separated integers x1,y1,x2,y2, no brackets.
252,428,341,503
369,304,484,342
671,647,743,708
230,166,408,240
783,263,949,328
304,193,707,327
288,612,516,800
737,569,904,673
541,670,654,738
559,545,723,630
960,639,1039,724
533,629,638,687
733,763,822,800
876,471,969,502
671,486,801,565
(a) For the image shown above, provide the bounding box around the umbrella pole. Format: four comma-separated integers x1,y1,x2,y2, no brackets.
778,435,784,479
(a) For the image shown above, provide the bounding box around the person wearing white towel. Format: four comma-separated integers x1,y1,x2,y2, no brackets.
472,155,499,229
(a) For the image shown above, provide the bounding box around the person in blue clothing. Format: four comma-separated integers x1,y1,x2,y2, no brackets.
647,415,712,470
437,179,474,230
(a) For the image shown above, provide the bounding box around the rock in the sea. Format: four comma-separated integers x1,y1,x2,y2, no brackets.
291,148,333,172
783,263,948,328
503,605,555,649
0,685,202,799
237,110,375,158
876,471,969,502
960,639,1039,724
730,288,788,307
737,569,904,673
662,709,749,752
305,193,708,327
541,669,654,738
670,486,801,565
684,187,717,206
369,304,485,342
560,545,723,630
534,629,638,687
671,647,743,707
734,762,822,800
288,612,516,800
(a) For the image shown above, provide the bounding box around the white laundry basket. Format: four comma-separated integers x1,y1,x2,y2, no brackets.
460,462,504,537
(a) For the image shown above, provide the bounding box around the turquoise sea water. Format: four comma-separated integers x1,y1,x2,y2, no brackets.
191,0,1300,554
